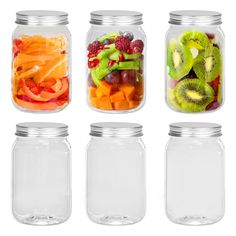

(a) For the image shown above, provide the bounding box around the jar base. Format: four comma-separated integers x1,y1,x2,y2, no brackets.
14,214,67,226
88,214,142,226
169,215,223,226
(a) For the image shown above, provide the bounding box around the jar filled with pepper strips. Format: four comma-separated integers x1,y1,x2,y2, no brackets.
86,11,146,113
12,10,71,112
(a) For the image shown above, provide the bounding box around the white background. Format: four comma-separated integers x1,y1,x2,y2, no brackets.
0,0,233,235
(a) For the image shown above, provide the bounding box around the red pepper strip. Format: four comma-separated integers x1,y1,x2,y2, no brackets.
20,79,48,102
14,96,67,110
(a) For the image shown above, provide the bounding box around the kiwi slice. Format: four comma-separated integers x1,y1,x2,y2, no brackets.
217,83,223,104
167,40,193,80
193,46,222,82
167,88,182,110
174,78,215,112
180,30,210,50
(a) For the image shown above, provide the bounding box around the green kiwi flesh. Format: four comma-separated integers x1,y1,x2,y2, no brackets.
173,78,215,112
167,40,193,80
167,88,182,110
180,30,210,50
217,83,223,104
193,46,222,82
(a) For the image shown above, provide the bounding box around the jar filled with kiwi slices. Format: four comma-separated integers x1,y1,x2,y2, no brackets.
166,11,224,113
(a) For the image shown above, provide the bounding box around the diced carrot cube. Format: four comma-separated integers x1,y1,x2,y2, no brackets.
100,81,112,96
110,91,125,103
95,87,104,98
135,83,144,96
129,100,140,109
134,94,143,101
114,100,129,110
120,86,135,101
98,96,113,110
88,86,97,97
96,81,112,98
90,97,99,108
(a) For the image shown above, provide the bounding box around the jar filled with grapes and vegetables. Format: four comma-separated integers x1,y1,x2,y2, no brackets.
12,11,71,112
166,11,224,113
86,10,146,113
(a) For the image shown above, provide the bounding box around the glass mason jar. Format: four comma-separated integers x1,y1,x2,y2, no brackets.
12,11,71,112
87,122,146,225
86,11,146,113
165,11,224,113
12,122,71,225
165,122,225,225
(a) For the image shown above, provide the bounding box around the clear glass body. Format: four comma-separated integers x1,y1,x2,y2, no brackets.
87,136,146,225
86,25,146,113
12,25,71,113
165,136,225,225
12,136,71,225
165,24,224,113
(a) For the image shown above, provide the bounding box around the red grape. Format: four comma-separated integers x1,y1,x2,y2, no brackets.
121,70,136,85
88,73,96,87
105,71,121,84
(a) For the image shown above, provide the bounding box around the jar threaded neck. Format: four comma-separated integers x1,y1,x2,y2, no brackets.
16,122,68,137
169,122,222,137
169,10,222,25
90,10,143,25
90,122,143,137
16,10,69,26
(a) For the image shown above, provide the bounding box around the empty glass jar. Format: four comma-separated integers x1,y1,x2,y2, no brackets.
12,122,71,225
86,10,146,113
12,11,71,112
165,11,224,113
165,122,225,225
87,122,146,225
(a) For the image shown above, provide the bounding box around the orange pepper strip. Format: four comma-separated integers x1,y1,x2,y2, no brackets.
24,45,60,55
51,79,62,92
40,78,68,99
21,61,45,71
14,53,61,66
16,66,41,81
33,55,67,83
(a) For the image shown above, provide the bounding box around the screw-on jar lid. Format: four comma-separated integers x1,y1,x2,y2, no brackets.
16,10,69,26
16,122,68,137
169,122,222,137
90,122,143,137
169,10,222,25
90,10,143,25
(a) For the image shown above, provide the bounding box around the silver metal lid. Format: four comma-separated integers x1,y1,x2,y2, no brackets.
16,122,68,137
169,122,222,137
90,122,143,137
90,10,143,25
16,10,69,26
169,10,222,25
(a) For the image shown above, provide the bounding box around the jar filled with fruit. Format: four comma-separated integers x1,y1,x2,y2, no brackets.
166,11,224,113
86,10,146,112
12,11,71,112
